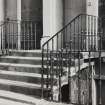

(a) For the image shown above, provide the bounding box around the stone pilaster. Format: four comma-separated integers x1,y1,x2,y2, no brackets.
41,0,63,49
0,0,4,50
17,0,21,50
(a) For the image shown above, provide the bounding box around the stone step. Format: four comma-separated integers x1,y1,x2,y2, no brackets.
0,63,42,74
0,56,42,65
0,70,57,86
0,70,47,84
0,55,83,67
0,50,59,99
0,98,34,105
0,62,62,74
0,70,57,85
0,90,69,105
9,50,42,57
0,62,62,76
0,90,42,105
0,79,48,97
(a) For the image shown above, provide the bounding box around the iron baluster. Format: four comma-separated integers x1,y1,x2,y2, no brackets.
78,51,81,104
49,38,54,100
88,50,92,105
81,15,83,51
74,20,76,52
35,24,36,49
11,23,13,50
7,22,10,50
3,23,6,50
56,51,59,77
68,48,71,103
99,31,102,105
23,22,26,50
77,15,81,104
57,34,58,51
0,25,4,50
68,23,72,103
61,31,63,49
46,43,49,90
50,51,54,101
30,22,33,49
61,48,64,76
41,47,44,98
17,20,21,50
27,21,29,50
66,42,71,103
58,50,62,102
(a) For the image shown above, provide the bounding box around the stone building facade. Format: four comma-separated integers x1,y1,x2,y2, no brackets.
0,0,105,105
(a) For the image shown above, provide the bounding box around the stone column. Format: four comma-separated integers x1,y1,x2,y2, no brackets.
41,0,63,49
0,0,4,50
91,64,96,105
17,0,21,50
86,0,98,50
86,0,98,16
0,0,4,23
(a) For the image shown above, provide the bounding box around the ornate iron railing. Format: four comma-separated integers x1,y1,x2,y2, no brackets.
0,20,42,51
41,14,105,104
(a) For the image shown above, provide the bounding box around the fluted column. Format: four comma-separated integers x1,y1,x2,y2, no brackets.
17,0,21,50
0,0,4,22
86,0,98,16
41,0,63,49
0,0,4,50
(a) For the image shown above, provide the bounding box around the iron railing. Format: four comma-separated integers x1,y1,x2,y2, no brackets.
41,14,105,105
0,20,42,51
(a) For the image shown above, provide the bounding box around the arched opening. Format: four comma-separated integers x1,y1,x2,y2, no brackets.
4,0,43,50
21,0,43,49
61,84,69,103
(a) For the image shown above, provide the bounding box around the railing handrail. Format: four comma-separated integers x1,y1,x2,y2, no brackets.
42,14,98,48
0,19,42,50
0,20,42,25
0,22,6,27
41,13,100,100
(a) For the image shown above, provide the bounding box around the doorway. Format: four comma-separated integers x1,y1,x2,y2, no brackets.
21,0,43,49
4,0,43,50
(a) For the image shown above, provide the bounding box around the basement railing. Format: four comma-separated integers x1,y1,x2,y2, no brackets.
41,14,105,104
0,20,42,52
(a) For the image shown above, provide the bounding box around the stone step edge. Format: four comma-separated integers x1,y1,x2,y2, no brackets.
0,79,42,89
0,90,68,105
0,70,47,78
0,56,42,60
0,63,41,68
0,90,42,105
0,97,35,105
9,50,42,53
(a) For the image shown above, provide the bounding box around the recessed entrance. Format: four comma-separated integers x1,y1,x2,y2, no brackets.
96,80,105,105
4,0,43,50
61,84,69,103
21,0,43,49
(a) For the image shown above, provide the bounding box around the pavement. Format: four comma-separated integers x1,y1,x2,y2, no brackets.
0,98,70,105
0,90,70,105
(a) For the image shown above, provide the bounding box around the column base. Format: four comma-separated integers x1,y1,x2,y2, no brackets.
41,36,50,49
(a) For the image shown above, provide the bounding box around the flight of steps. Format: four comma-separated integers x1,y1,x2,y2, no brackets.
0,50,47,98
0,49,88,103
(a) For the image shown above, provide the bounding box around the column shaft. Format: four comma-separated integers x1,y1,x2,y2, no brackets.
41,0,63,49
17,0,21,50
0,0,4,50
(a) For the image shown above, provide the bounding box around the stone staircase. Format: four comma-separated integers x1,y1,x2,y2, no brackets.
0,50,47,98
0,49,89,104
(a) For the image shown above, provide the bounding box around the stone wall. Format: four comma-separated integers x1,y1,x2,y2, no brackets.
5,0,17,20
70,67,92,104
21,0,42,21
64,0,86,25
